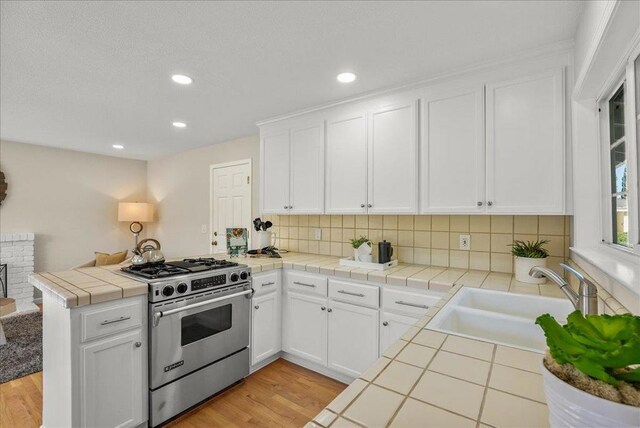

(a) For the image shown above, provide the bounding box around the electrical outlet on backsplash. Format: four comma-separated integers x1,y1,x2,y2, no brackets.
263,214,572,274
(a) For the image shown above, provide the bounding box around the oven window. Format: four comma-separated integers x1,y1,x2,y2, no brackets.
181,304,232,346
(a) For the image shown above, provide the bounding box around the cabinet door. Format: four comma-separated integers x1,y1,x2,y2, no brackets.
284,292,327,366
260,130,291,214
325,112,369,214
486,68,565,213
422,86,485,213
327,301,378,377
368,99,419,213
290,123,325,214
251,291,281,366
379,312,417,356
81,329,145,428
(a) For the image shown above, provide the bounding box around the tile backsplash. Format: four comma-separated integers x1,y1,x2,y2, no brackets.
266,215,571,274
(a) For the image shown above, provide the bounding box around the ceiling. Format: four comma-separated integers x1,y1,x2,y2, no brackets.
0,1,582,160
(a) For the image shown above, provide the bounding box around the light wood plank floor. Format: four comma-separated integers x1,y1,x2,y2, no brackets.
1,358,346,428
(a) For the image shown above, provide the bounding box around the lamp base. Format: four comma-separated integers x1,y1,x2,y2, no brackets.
130,222,143,249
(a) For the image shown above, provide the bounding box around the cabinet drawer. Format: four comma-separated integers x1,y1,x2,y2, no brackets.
252,271,280,297
382,288,442,317
286,271,327,296
329,279,379,308
81,300,143,342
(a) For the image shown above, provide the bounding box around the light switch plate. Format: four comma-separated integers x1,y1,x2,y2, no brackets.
314,228,322,240
459,234,471,250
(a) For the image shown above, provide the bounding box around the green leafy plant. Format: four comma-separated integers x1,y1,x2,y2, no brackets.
536,311,640,386
350,235,371,249
509,239,549,258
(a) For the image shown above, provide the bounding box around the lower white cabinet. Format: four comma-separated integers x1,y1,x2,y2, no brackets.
327,301,379,378
379,311,420,355
251,290,281,366
284,292,328,366
80,329,145,428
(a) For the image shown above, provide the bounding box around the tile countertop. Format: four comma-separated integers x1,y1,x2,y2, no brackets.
28,252,568,308
307,282,554,428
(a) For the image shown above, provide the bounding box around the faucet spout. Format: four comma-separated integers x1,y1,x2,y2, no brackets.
529,266,578,306
529,264,598,315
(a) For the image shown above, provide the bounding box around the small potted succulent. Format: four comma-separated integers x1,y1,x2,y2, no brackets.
350,235,372,262
536,311,640,427
510,239,549,283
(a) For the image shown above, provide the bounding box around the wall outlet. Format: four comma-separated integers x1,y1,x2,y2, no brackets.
459,234,471,250
314,228,322,240
201,224,208,234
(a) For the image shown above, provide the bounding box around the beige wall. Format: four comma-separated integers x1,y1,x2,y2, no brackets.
0,141,148,272
146,135,260,258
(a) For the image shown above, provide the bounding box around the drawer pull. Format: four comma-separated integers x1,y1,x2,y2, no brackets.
338,290,365,297
293,281,316,288
100,316,131,326
395,301,429,309
261,282,275,287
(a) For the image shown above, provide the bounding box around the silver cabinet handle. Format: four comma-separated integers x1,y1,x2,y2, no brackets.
100,316,131,326
367,204,372,208
321,306,326,311
134,341,142,348
284,205,288,209
487,201,493,206
254,305,260,310
338,290,365,297
327,308,333,313
261,281,275,287
289,205,293,209
383,321,389,326
477,201,483,207
293,281,316,288
395,300,429,309
360,204,365,208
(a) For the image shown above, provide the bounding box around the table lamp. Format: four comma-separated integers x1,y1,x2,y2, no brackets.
118,202,154,248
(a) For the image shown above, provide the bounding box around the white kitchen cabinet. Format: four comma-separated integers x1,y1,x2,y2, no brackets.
80,329,146,428
421,85,485,213
327,300,379,378
379,311,418,355
260,130,291,214
325,111,369,214
284,292,327,366
368,99,419,214
485,68,565,213
251,290,281,366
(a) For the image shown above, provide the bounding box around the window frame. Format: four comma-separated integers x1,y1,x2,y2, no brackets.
598,49,640,256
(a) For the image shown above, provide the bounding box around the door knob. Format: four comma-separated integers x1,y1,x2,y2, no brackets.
212,241,218,246
135,341,142,348
382,321,388,326
214,231,218,236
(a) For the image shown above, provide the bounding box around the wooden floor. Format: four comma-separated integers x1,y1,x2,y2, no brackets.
0,358,346,428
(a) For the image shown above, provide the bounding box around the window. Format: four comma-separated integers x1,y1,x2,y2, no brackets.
608,85,628,246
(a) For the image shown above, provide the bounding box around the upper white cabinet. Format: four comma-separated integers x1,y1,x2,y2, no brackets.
421,85,485,213
260,122,324,214
486,68,565,213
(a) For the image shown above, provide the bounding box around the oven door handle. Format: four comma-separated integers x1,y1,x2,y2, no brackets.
152,288,254,327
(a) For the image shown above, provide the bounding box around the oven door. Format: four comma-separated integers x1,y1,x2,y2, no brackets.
149,285,251,390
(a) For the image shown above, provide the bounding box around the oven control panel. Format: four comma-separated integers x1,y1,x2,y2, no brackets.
191,274,227,291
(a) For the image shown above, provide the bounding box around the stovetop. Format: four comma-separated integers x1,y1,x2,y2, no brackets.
121,257,240,280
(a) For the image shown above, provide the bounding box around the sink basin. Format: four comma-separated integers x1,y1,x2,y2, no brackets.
428,287,574,353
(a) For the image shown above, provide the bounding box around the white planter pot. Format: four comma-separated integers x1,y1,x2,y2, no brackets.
542,365,640,427
515,256,547,284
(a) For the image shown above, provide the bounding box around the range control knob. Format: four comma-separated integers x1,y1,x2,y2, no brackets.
162,285,175,297
240,271,249,281
230,273,239,282
176,283,188,294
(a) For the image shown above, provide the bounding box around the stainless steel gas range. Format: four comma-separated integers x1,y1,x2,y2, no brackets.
119,258,253,427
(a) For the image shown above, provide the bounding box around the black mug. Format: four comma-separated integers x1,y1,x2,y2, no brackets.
378,240,393,263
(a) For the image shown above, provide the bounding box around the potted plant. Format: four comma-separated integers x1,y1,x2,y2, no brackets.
510,239,549,283
350,235,372,262
536,311,640,427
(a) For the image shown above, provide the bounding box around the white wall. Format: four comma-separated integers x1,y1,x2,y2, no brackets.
146,134,260,258
0,140,148,272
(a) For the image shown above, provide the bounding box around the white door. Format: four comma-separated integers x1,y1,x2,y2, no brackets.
325,112,369,214
422,86,485,213
368,99,419,214
290,123,325,214
211,161,252,254
285,292,327,366
80,329,145,428
486,68,565,213
379,312,418,356
327,301,378,377
251,291,281,366
260,130,291,214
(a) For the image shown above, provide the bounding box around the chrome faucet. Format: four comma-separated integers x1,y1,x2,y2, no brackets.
529,263,598,315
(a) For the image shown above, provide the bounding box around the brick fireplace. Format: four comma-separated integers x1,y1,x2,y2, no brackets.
0,233,38,313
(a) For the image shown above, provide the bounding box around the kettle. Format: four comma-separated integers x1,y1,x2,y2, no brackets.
378,240,394,264
135,238,165,265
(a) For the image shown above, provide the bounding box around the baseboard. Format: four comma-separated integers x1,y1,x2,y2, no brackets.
280,352,355,385
249,353,281,374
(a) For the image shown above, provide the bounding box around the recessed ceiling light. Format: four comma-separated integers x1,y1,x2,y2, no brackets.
112,144,124,150
336,72,357,83
171,74,193,85
172,121,187,128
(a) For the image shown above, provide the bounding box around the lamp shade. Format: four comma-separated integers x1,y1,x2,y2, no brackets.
118,202,154,222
